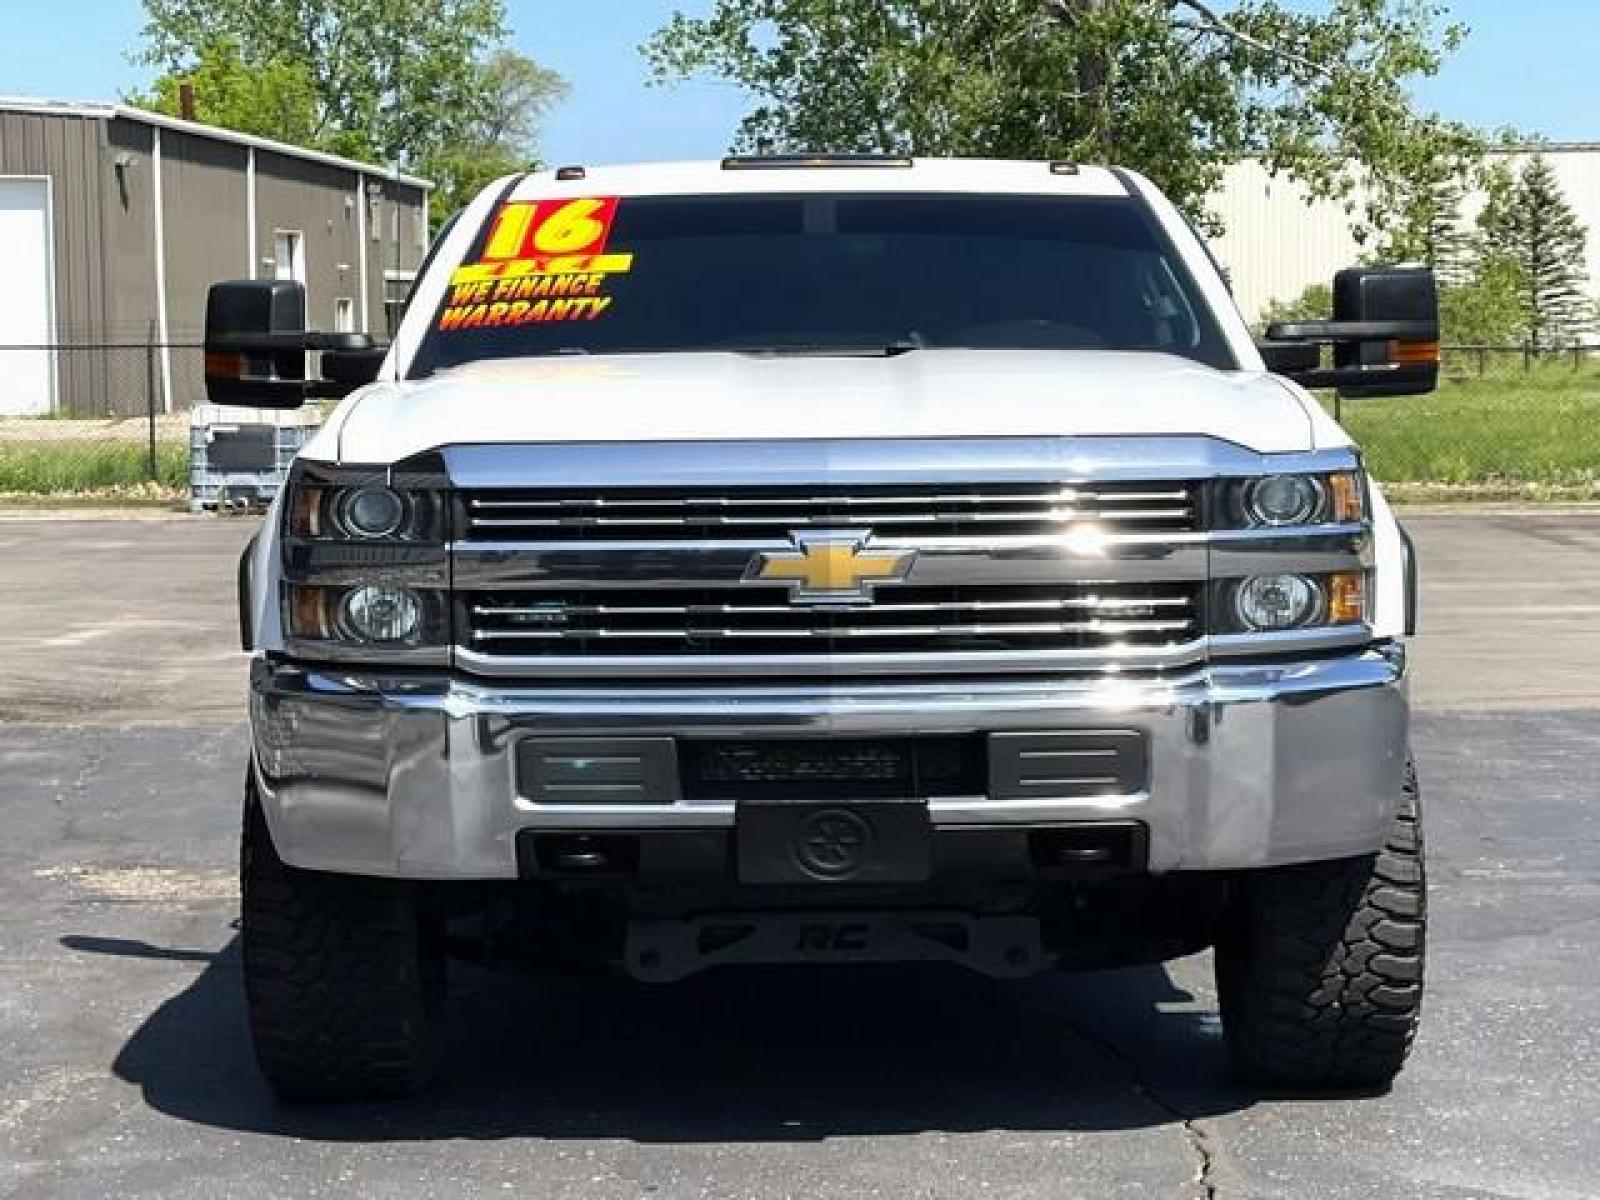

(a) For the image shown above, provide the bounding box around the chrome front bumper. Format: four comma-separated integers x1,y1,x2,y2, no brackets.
249,648,1409,880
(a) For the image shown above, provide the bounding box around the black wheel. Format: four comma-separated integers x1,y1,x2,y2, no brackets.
1216,758,1425,1088
241,778,445,1101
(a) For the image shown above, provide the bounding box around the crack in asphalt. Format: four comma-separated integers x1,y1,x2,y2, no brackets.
1059,1013,1219,1200
50,732,105,811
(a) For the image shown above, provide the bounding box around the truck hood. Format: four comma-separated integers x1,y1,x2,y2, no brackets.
332,349,1320,464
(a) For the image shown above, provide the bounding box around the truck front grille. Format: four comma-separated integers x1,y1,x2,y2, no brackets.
462,583,1202,658
460,481,1199,542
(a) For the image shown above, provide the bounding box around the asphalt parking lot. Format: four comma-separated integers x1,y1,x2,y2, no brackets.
1,512,1598,1199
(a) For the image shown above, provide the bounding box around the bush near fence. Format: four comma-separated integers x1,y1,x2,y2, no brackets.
0,341,1597,501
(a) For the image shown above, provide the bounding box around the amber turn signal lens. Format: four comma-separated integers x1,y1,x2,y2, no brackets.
288,586,333,639
203,351,246,379
1328,572,1367,625
288,486,326,537
1329,472,1365,523
1390,339,1441,365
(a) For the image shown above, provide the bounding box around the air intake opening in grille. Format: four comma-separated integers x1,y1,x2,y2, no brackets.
462,583,1202,658
460,481,1198,542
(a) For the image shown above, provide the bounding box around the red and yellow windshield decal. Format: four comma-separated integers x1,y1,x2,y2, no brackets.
440,197,632,330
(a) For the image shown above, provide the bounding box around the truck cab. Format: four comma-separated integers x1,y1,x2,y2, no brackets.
211,156,1434,1100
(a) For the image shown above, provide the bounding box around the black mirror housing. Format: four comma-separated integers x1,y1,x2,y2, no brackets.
1264,267,1441,399
205,280,311,408
204,280,385,408
1257,340,1321,376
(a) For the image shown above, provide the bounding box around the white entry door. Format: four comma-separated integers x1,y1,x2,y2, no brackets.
273,230,306,283
0,178,56,416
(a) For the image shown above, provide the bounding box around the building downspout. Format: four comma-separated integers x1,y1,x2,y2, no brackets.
356,171,369,331
246,146,258,278
150,126,173,413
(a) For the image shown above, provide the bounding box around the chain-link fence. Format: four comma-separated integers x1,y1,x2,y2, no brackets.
0,340,204,498
0,340,1596,503
1335,345,1600,498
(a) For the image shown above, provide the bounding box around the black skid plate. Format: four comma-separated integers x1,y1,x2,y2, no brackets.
626,911,1043,982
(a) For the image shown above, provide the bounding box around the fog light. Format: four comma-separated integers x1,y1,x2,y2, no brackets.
1245,475,1325,527
338,585,421,643
1234,574,1323,631
337,486,406,538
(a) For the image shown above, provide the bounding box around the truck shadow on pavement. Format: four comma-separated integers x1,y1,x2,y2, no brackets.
89,933,1269,1143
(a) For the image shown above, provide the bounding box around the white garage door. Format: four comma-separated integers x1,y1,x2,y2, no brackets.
0,178,57,416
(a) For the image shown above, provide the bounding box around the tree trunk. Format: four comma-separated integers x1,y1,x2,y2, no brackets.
1048,0,1115,158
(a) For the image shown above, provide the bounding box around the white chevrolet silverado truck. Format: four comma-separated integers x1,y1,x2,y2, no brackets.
205,156,1436,1101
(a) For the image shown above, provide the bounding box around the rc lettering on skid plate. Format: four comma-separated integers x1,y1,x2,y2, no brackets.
796,923,871,953
439,197,632,330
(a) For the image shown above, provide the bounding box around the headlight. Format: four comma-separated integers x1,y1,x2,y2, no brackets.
286,479,443,542
336,486,407,539
1245,476,1324,527
1222,472,1366,528
287,584,445,648
338,585,421,642
279,460,450,662
1223,571,1367,633
1233,574,1324,631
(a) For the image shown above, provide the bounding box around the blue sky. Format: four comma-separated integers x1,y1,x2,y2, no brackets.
4,1,1595,164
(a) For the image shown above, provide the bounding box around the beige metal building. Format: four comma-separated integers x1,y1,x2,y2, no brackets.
0,98,431,416
1209,144,1600,325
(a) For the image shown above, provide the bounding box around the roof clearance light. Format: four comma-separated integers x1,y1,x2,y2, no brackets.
720,154,914,170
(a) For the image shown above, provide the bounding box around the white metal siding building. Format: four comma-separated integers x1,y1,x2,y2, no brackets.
1209,144,1600,324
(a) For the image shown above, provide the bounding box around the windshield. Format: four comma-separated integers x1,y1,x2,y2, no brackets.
409,191,1235,376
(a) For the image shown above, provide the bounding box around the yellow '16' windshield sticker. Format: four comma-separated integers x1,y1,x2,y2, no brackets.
439,197,631,330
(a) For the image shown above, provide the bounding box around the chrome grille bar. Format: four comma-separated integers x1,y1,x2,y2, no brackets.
463,583,1202,659
466,488,1193,510
473,621,1196,642
460,481,1199,541
474,596,1193,617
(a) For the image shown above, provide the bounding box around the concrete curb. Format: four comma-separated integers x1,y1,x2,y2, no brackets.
0,507,209,522
1394,503,1600,516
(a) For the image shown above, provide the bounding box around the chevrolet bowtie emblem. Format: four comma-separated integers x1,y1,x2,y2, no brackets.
747,531,917,605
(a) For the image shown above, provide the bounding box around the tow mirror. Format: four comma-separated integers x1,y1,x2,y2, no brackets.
204,280,385,408
1257,341,1320,376
1264,267,1440,399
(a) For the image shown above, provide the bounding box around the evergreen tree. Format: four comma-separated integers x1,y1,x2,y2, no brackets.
1376,166,1475,285
1478,155,1595,350
1422,179,1476,286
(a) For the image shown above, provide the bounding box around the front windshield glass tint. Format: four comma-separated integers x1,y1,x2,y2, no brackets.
409,191,1235,375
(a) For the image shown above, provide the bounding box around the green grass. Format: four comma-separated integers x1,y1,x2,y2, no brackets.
0,441,188,494
1329,363,1600,491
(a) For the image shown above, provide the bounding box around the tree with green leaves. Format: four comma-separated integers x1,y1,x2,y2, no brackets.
134,0,565,214
129,38,320,147
415,50,569,215
1258,283,1334,334
1437,256,1527,346
644,0,1481,235
1475,155,1596,351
